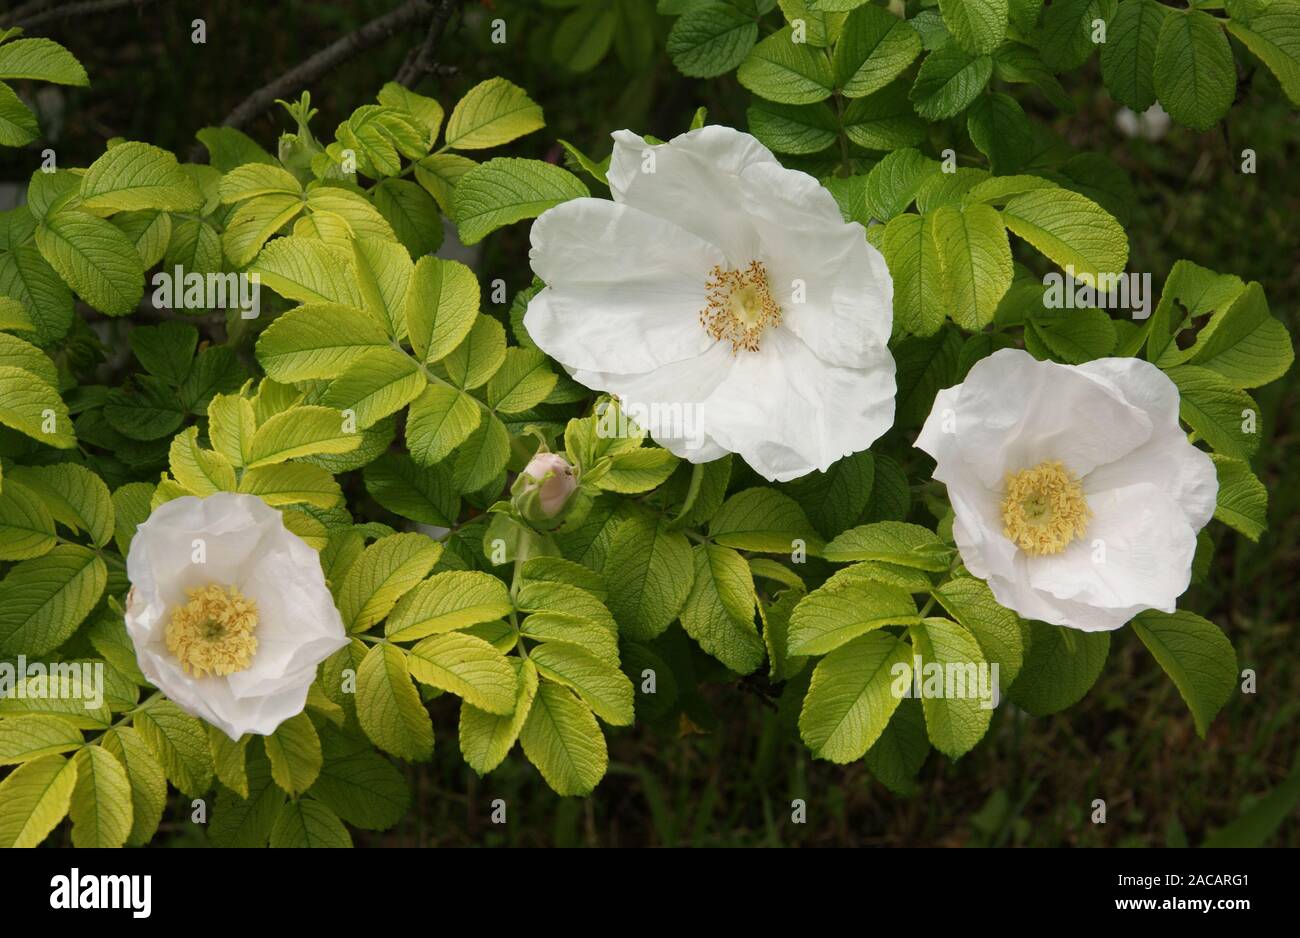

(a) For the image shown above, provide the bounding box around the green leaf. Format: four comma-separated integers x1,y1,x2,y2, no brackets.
594,448,680,494
169,425,237,495
364,451,458,526
0,715,83,765
1040,0,1116,72
0,81,37,146
413,152,478,215
1202,769,1300,848
939,0,1008,55
34,209,144,316
319,349,424,430
880,212,945,336
269,798,351,848
967,92,1032,174
373,178,443,258
1226,3,1300,106
529,640,634,727
80,141,202,213
486,346,556,413
405,255,480,365
444,77,544,150
1209,454,1267,541
68,745,133,848
133,699,214,797
864,697,929,794
385,570,511,642
1181,282,1294,388
263,712,322,796
602,513,694,641
338,532,441,634
841,81,927,150
780,450,876,539
453,158,588,245
667,1,758,78
1133,609,1237,738
823,521,952,569
245,404,361,467
452,413,511,492
6,463,113,547
100,726,166,845
1000,187,1128,286
788,578,920,656
356,642,433,761
0,753,77,848
709,487,823,554
738,26,836,104
405,383,481,465
1100,0,1168,110
930,202,1012,330
680,543,765,674
256,303,389,382
1025,305,1118,363
207,726,249,798
0,545,106,656
748,100,839,155
1166,365,1260,460
351,237,413,340
443,314,506,389
307,724,410,831
0,38,88,85
799,631,913,763
248,236,357,306
408,631,517,714
208,748,283,847
832,3,923,97
0,240,74,344
518,681,607,796
909,45,993,119
460,658,539,776
1154,9,1236,131
1008,620,1109,715
908,618,993,758
931,576,1025,689
195,126,278,172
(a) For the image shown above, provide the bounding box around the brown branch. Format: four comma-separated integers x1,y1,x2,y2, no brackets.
393,0,462,88
3,0,162,29
214,0,438,133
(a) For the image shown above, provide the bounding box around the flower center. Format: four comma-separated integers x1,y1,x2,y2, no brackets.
699,260,781,353
165,583,259,678
1000,460,1091,556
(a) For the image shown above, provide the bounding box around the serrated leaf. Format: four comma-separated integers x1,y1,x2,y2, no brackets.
385,571,511,642
35,209,144,316
0,544,106,656
355,642,433,761
1209,454,1267,541
1166,365,1260,460
405,383,482,466
338,532,442,633
80,141,202,213
69,745,133,848
133,699,214,797
880,212,945,336
909,45,993,119
930,202,1013,330
307,723,410,831
460,658,538,775
269,798,351,848
832,3,923,96
908,618,993,758
1101,0,1167,110
1133,609,1237,737
1000,187,1128,287
256,303,388,382
406,255,478,364
444,77,544,150
453,158,588,246
602,513,694,641
409,631,518,714
245,404,361,467
679,543,765,674
1008,620,1109,715
788,578,920,656
518,681,607,796
364,451,458,526
486,346,556,413
0,715,83,765
939,0,1008,55
6,463,113,547
667,2,758,78
1154,9,1235,131
799,630,912,763
738,26,836,104
931,576,1024,689
0,38,88,85
0,753,77,848
528,641,633,726
263,711,322,795
1226,4,1300,106
709,487,823,554
100,726,166,845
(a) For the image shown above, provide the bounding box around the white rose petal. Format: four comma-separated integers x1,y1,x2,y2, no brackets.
916,348,1218,632
525,126,896,482
125,492,349,738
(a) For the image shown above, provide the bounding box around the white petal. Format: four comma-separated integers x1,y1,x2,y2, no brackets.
605,127,776,265
950,348,1152,487
701,329,895,482
526,197,724,374
1076,357,1218,530
737,160,893,367
1026,482,1196,615
568,341,737,462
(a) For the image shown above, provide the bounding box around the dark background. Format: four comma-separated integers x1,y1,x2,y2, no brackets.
4,0,1296,846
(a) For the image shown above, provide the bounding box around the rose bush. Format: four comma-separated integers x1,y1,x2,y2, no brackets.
0,0,1296,847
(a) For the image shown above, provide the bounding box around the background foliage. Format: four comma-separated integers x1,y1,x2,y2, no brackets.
0,0,1296,847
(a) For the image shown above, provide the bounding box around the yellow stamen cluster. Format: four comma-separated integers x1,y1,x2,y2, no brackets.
699,260,782,353
165,583,259,678
1001,460,1091,556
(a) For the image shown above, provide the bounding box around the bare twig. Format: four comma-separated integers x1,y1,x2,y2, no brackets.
393,0,462,88
213,0,438,134
3,0,163,29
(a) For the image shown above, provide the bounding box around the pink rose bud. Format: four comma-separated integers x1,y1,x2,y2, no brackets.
513,452,578,521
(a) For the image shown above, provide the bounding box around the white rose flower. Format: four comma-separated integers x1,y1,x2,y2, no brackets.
125,493,349,738
916,349,1218,632
524,126,896,483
